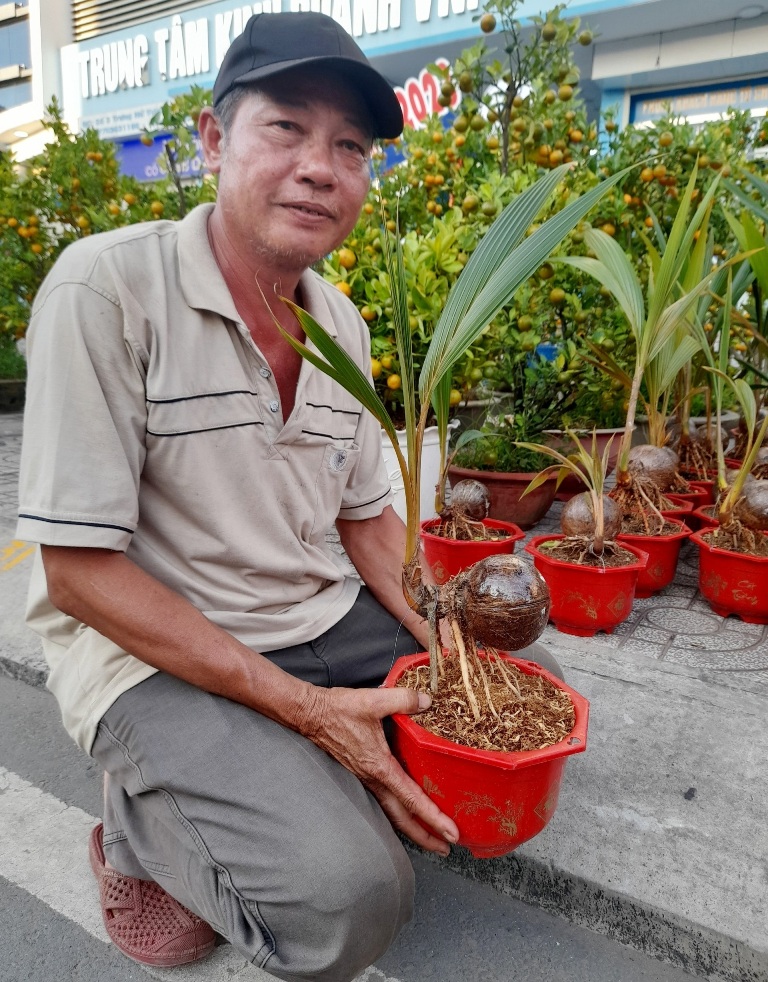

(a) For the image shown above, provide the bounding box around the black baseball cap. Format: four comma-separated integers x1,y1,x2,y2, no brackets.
212,12,404,139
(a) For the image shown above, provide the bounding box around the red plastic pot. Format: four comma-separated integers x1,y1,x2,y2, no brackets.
383,652,589,858
616,518,691,598
420,518,525,585
447,465,557,530
690,504,718,530
665,486,709,511
688,479,716,505
525,534,648,637
661,496,697,529
691,529,768,623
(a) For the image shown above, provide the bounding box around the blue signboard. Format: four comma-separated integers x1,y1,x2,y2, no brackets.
115,134,206,182
631,77,768,124
61,0,650,140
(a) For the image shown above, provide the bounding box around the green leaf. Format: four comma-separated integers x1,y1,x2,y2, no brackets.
420,166,628,399
278,301,397,446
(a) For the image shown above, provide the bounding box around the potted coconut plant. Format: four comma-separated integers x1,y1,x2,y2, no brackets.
689,280,768,621
519,431,649,634
444,351,573,529
556,167,745,532
271,161,624,856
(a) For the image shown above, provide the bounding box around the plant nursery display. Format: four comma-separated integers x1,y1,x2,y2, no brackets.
691,360,768,622
519,432,648,634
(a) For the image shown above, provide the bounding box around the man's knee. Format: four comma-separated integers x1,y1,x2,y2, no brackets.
253,826,415,982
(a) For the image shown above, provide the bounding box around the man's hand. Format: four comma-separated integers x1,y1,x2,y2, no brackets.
294,684,460,855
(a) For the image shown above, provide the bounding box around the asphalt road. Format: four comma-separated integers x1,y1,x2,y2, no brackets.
0,670,714,982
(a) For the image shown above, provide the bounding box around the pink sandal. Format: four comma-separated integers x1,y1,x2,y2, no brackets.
89,823,216,967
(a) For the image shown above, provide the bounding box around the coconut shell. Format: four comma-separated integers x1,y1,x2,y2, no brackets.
753,447,768,479
734,480,768,531
628,444,679,490
449,479,490,520
692,422,727,450
460,554,550,651
561,492,622,540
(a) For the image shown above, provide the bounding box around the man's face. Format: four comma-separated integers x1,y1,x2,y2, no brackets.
204,68,373,275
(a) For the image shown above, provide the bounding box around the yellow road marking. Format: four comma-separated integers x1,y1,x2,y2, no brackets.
1,540,35,571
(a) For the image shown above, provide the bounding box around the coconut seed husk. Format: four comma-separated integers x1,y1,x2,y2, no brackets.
561,492,621,541
752,447,768,480
397,655,574,753
733,480,768,531
692,422,728,451
449,479,491,520
457,554,551,652
628,444,679,490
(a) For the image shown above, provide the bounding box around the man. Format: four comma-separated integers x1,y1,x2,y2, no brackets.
18,12,559,980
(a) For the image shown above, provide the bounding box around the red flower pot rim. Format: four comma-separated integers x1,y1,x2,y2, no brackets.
691,504,717,526
526,534,649,572
384,652,589,771
662,495,694,514
419,517,525,545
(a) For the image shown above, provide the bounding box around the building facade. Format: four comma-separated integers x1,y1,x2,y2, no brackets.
2,0,767,165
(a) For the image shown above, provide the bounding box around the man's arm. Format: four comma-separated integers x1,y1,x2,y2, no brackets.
336,504,432,650
41,544,458,854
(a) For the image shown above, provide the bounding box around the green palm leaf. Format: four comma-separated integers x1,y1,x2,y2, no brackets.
419,166,628,401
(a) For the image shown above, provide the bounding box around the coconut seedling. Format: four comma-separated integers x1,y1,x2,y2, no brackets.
516,429,622,561
272,161,623,719
557,165,743,527
705,373,768,553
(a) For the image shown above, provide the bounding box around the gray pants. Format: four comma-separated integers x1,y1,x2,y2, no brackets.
92,588,562,981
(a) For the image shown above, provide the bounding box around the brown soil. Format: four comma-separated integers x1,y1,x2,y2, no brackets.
701,522,768,558
397,655,574,753
620,517,681,536
537,537,639,568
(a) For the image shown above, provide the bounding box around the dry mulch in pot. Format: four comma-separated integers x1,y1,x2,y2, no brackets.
397,655,574,754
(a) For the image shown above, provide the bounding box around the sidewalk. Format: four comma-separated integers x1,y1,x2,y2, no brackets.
1,408,766,982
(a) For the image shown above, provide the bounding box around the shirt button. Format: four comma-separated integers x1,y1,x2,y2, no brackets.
260,367,271,378
269,400,279,413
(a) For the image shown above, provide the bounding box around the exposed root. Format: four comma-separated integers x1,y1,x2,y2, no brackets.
451,618,481,721
539,535,638,569
610,476,670,532
430,509,508,542
677,439,716,479
668,472,693,494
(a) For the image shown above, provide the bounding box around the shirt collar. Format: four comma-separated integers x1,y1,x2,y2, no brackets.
178,203,338,338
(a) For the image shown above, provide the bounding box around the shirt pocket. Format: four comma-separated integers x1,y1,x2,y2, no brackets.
311,443,362,544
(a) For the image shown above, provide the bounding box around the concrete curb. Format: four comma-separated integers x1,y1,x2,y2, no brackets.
419,848,761,982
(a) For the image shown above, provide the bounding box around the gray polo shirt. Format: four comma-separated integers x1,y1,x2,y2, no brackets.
17,203,392,751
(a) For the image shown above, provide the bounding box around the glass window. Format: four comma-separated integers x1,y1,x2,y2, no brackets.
0,21,30,70
0,79,32,111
